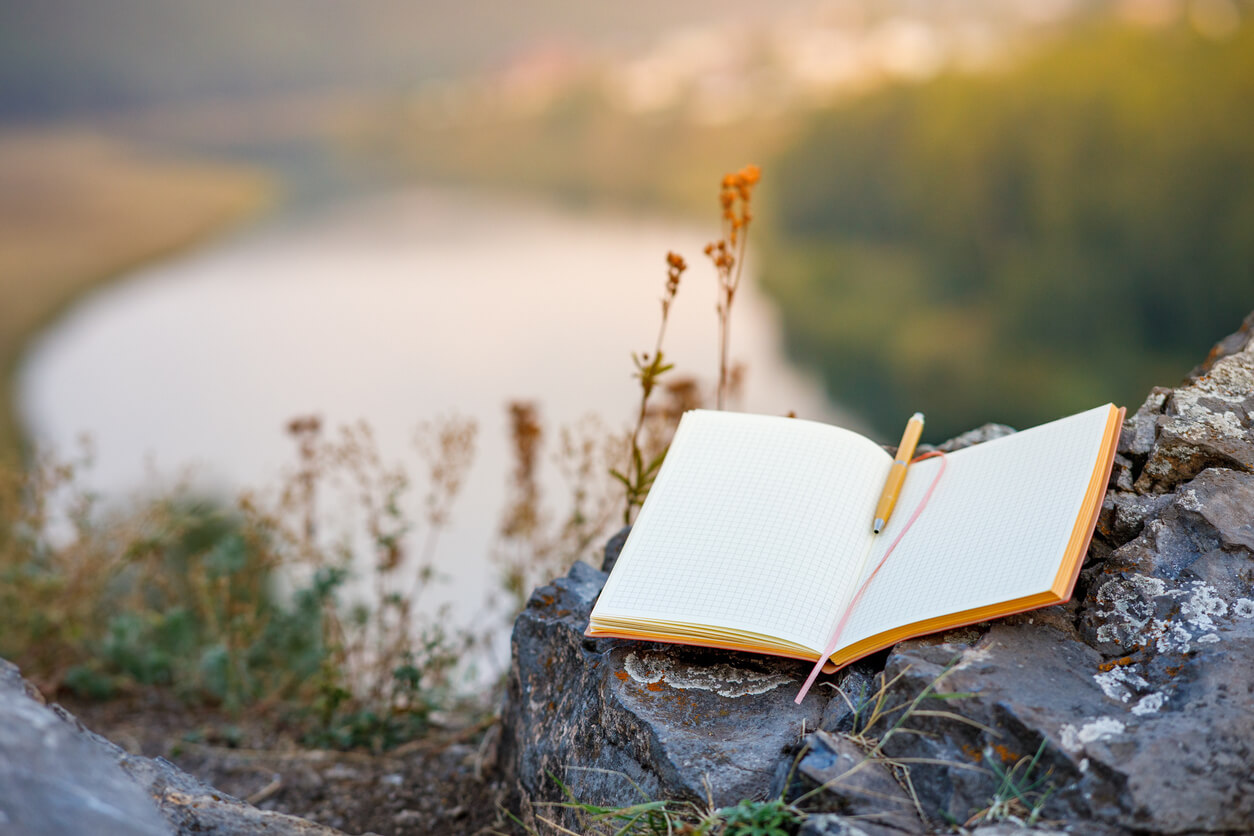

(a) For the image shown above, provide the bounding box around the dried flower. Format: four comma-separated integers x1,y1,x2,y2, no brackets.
705,164,761,408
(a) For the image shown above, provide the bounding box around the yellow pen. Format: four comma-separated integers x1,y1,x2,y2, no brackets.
873,412,925,534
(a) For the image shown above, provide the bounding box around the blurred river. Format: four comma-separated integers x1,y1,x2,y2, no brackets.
17,187,853,666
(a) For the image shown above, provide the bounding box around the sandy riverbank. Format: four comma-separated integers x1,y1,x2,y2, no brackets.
0,130,273,458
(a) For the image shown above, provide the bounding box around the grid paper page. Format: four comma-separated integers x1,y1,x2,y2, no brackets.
593,410,892,651
838,405,1113,649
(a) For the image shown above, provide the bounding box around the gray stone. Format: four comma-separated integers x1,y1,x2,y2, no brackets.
601,525,631,573
1118,387,1172,460
817,666,878,734
1108,452,1136,493
966,826,1085,836
785,730,919,833
1188,310,1254,381
0,660,171,836
1134,347,1254,493
799,812,916,836
497,560,828,830
934,423,1016,453
0,659,341,836
1091,468,1254,586
1096,490,1172,547
870,625,1111,828
91,722,342,835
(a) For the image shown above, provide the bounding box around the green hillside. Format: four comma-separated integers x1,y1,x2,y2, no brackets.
764,19,1254,441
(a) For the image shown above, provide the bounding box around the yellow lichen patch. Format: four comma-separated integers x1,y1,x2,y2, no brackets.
992,743,1020,763
1097,655,1136,672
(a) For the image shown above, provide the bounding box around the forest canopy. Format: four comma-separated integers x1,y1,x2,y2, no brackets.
765,20,1254,440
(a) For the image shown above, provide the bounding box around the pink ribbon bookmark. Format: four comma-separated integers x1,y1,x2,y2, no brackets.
794,451,947,704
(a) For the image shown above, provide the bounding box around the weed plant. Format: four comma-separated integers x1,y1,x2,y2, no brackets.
964,738,1055,827
0,414,484,750
612,251,687,525
521,771,803,836
706,165,760,410
788,663,990,824
0,402,630,751
493,403,625,615
265,415,480,749
793,663,1064,829
613,166,760,524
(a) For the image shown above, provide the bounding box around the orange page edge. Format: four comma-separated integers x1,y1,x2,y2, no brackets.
584,405,1125,671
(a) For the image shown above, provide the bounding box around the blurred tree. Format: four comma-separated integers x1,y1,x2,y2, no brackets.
766,19,1254,440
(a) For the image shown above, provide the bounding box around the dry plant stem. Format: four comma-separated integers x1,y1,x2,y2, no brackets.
628,303,671,468
552,420,622,568
717,230,749,411
795,662,989,824
495,400,563,616
706,164,760,411
2,408,479,745
402,416,476,643
616,252,686,525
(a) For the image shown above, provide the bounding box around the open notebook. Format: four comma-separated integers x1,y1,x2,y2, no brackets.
587,404,1123,670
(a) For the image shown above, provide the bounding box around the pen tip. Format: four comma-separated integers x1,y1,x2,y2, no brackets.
873,518,884,534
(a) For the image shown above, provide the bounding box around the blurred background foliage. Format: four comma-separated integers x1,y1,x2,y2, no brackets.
2,0,1253,721
0,0,801,117
767,19,1254,438
2,1,1251,443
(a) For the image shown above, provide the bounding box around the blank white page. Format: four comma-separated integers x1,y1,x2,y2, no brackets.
593,410,891,651
839,405,1113,649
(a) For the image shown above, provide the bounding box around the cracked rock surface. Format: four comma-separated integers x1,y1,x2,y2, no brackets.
500,313,1254,833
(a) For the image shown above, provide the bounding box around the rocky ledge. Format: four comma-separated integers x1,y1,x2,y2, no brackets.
0,658,343,835
499,312,1254,834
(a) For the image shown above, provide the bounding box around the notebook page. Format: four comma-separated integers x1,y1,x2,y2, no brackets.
838,405,1112,648
593,410,891,651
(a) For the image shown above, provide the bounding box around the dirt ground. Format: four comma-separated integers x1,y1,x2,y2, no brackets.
59,690,509,836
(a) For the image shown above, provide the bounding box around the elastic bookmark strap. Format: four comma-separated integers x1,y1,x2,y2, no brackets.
794,451,948,704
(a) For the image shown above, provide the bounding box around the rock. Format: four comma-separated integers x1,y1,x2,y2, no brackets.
1118,387,1172,460
780,730,919,833
816,665,878,734
98,725,343,835
798,812,916,836
869,625,1113,827
0,659,170,836
916,423,1015,457
0,659,342,836
601,525,631,573
1095,490,1172,546
934,423,1016,453
1133,347,1254,493
1188,310,1254,380
1093,468,1254,585
497,560,830,831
